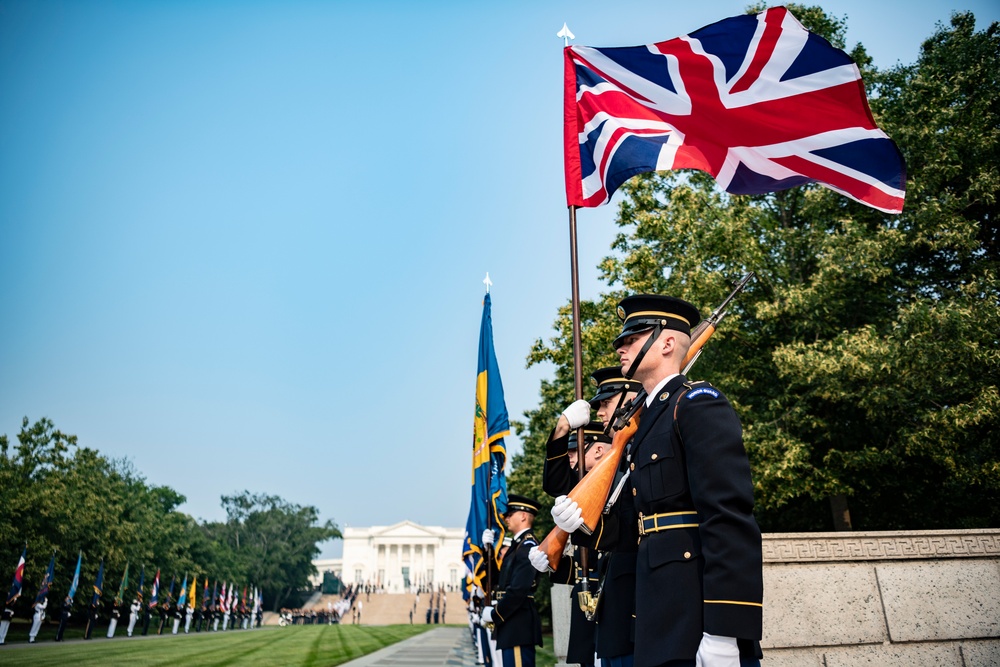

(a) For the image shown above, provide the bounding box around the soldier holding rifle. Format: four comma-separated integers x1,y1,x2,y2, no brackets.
538,420,610,667
547,279,761,667
610,294,762,667
540,366,641,667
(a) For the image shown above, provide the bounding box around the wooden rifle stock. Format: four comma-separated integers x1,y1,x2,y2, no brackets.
537,411,641,569
536,272,754,570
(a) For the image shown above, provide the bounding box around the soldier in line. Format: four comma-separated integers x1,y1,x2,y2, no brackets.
538,420,610,667
84,598,100,639
541,366,641,667
127,597,141,637
140,597,152,636
107,598,122,638
558,295,764,667
29,595,48,643
0,603,14,645
481,495,543,667
55,595,72,641
157,595,170,634
171,599,183,634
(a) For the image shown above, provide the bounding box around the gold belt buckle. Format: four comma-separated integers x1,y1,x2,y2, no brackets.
637,512,646,537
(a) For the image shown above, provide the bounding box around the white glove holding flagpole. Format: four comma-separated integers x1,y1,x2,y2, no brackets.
482,529,495,547
551,495,585,532
480,606,494,624
696,633,740,667
561,399,592,430
528,546,551,573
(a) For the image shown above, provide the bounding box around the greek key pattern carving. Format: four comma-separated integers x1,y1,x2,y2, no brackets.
762,530,1000,563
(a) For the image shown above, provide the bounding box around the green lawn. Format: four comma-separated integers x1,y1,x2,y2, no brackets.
0,623,432,667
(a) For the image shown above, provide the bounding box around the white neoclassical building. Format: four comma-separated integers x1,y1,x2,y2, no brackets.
311,521,465,593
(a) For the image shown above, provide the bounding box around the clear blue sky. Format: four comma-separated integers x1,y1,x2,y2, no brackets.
2,0,996,559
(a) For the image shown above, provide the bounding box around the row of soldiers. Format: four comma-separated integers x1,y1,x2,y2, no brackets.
470,293,765,667
1,573,264,645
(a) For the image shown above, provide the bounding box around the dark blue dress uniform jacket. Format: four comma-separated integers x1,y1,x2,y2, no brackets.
629,375,763,667
493,531,543,650
544,431,600,665
545,429,637,661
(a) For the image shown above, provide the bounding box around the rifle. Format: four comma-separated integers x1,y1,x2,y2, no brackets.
537,272,755,570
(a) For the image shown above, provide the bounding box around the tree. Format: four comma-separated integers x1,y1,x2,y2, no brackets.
210,491,341,611
1,418,344,616
514,7,1000,533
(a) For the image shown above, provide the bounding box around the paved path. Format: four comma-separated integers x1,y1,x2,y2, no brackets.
339,627,478,667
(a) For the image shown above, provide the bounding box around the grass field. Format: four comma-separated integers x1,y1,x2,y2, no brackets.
0,623,432,667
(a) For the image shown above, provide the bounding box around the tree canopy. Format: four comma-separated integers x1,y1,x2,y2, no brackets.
511,7,1000,533
0,416,340,613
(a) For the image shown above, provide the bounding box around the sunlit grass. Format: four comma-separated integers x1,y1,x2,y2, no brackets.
0,623,431,667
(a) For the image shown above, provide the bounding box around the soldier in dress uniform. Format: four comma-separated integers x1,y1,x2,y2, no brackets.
84,599,100,639
157,595,170,634
55,595,72,641
481,495,543,667
29,595,48,643
607,294,763,667
127,597,141,637
0,604,14,645
140,597,151,635
107,598,122,638
546,366,642,667
538,421,611,667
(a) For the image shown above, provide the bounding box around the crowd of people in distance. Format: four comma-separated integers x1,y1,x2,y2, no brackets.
277,582,453,627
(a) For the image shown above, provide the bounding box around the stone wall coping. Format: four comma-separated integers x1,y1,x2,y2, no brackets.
762,528,1000,563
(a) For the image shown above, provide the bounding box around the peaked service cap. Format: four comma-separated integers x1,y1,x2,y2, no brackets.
613,294,701,349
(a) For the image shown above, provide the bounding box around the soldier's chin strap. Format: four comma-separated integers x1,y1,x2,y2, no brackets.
623,323,662,381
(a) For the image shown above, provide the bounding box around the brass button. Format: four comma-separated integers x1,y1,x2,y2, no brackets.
630,463,635,471
651,453,658,460
632,488,637,496
684,552,691,559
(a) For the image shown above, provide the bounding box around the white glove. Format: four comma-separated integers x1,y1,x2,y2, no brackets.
482,529,495,546
561,399,592,430
528,546,551,573
696,633,739,667
480,606,494,624
551,495,585,532
472,585,485,600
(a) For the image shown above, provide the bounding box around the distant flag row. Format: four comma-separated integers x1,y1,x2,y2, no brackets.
4,548,262,613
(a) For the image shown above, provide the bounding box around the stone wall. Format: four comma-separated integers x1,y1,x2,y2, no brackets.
552,529,1000,667
762,529,1000,666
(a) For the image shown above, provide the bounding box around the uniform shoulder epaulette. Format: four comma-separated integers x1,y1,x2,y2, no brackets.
522,532,537,547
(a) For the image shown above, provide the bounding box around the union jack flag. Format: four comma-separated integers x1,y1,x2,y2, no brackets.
563,6,906,213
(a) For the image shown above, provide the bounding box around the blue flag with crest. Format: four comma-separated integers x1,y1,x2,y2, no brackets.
462,292,510,599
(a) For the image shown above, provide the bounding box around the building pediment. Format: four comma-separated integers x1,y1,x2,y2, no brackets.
352,520,450,540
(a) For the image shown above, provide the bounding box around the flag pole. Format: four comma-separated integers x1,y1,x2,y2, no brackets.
482,273,494,603
567,205,590,594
